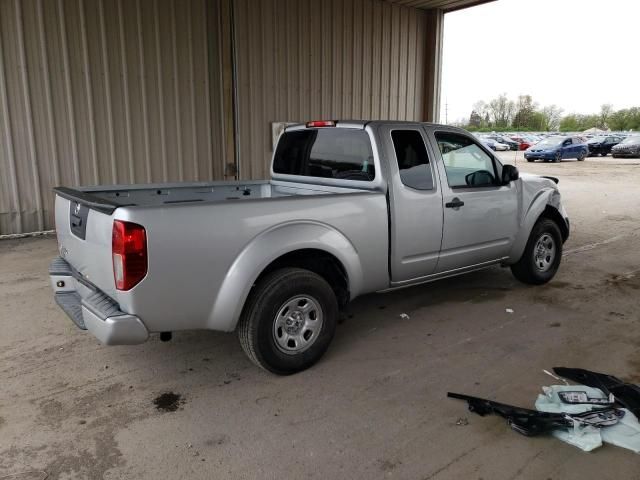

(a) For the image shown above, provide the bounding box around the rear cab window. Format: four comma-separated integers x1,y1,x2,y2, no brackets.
391,130,433,190
273,128,375,181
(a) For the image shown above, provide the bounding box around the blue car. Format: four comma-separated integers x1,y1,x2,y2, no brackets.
524,136,588,163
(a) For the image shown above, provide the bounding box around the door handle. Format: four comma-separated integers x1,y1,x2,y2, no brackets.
445,198,464,209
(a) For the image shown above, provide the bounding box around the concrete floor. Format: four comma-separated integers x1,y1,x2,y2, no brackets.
1,153,640,479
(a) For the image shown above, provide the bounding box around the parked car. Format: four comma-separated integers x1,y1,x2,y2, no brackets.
492,140,510,151
587,136,622,157
487,135,519,151
49,121,570,374
479,136,509,151
511,136,533,150
611,136,640,158
524,136,588,162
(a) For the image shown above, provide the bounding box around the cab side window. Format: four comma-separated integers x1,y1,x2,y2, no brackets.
391,130,433,190
435,132,498,188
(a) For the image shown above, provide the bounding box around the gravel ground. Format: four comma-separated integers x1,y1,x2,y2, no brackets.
1,153,640,479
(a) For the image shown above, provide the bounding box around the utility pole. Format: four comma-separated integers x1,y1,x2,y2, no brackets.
445,100,449,124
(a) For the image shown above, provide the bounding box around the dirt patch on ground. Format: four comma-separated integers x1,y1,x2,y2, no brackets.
153,392,184,412
605,271,640,290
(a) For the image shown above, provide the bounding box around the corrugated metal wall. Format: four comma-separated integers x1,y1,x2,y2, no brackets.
233,0,430,180
0,0,437,234
0,0,227,234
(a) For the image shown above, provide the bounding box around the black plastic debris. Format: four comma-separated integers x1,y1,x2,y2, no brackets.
447,392,623,437
553,367,640,417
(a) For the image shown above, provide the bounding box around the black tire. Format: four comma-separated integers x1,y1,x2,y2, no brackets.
601,152,608,157
511,218,563,285
577,151,586,161
527,158,534,163
554,152,562,163
237,267,338,375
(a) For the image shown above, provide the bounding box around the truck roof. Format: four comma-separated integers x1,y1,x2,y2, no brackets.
285,120,452,132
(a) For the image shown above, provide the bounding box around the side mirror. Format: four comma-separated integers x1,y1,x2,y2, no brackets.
501,164,519,184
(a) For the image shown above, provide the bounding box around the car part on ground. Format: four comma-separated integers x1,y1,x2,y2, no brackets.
449,368,640,454
553,367,640,418
535,384,640,453
447,392,624,437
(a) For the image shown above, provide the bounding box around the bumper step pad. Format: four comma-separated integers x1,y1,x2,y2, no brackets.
54,292,87,330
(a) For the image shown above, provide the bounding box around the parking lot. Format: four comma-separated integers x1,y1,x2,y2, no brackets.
1,153,640,479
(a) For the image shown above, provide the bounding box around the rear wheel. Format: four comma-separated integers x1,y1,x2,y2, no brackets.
237,267,338,375
511,218,563,285
577,150,586,161
601,152,608,157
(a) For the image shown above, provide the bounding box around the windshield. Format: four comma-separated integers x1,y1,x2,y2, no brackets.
536,137,564,148
621,136,640,144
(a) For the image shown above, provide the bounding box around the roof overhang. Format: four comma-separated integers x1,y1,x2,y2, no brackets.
383,0,496,13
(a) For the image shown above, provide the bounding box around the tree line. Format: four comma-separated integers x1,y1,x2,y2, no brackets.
462,94,640,132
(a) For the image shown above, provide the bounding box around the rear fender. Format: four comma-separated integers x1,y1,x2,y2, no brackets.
208,221,363,332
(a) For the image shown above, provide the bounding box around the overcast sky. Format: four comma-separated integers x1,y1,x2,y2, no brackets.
440,0,640,123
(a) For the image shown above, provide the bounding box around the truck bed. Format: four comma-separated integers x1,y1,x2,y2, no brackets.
54,180,372,213
53,178,390,334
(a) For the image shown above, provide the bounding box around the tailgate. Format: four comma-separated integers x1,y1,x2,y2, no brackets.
54,189,119,298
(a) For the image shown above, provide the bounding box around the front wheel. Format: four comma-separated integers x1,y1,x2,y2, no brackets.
577,151,586,161
511,218,563,285
237,267,338,375
554,152,562,163
601,152,608,157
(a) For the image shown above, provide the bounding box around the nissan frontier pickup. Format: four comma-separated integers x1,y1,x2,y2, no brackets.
50,121,570,374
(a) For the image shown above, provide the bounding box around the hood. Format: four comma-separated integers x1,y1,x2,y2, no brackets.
519,172,559,189
527,144,557,152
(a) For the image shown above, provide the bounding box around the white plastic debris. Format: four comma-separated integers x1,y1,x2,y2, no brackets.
535,385,640,453
505,308,514,314
399,313,410,320
542,369,570,386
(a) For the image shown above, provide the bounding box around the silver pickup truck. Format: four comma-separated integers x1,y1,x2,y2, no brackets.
50,121,569,374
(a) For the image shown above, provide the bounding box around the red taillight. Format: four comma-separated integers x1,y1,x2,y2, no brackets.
306,120,336,128
112,220,147,291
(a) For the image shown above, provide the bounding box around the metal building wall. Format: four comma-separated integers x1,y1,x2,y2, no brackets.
233,0,430,180
0,0,227,234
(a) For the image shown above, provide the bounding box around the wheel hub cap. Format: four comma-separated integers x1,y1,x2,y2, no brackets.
534,233,556,272
273,295,324,354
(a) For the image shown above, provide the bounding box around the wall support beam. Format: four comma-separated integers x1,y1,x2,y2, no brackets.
210,0,237,179
422,8,444,122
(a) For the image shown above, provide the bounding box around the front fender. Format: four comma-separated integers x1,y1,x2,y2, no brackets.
208,221,364,332
507,187,560,263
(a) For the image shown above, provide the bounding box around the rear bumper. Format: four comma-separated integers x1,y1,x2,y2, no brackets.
49,257,148,345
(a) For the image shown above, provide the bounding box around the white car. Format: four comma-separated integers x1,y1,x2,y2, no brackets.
493,141,510,151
